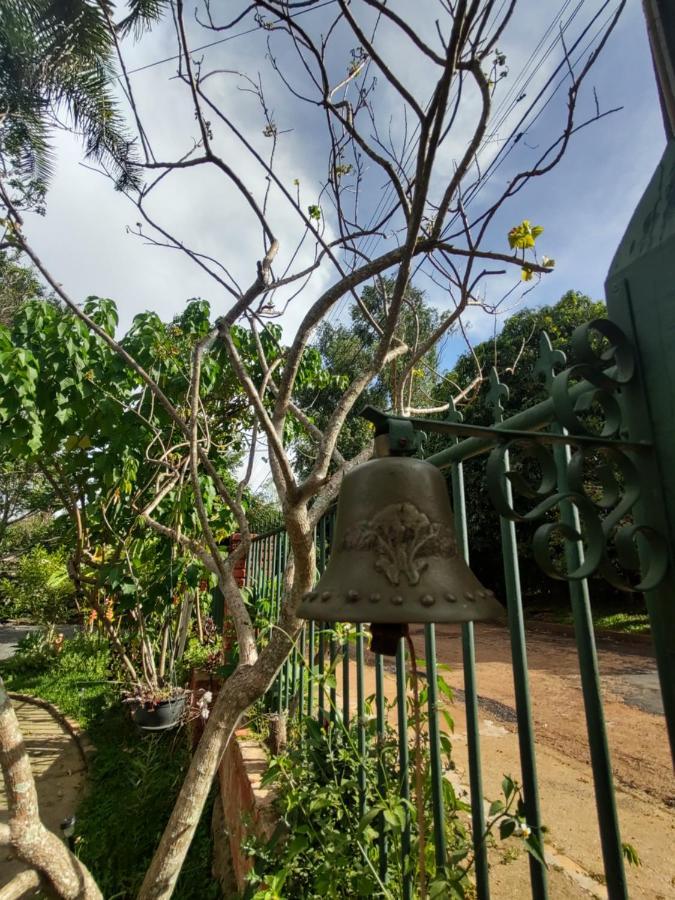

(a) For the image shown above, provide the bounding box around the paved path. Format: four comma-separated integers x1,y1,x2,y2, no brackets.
0,627,87,893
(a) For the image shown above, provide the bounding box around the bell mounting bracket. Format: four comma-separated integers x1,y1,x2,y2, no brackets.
360,405,424,456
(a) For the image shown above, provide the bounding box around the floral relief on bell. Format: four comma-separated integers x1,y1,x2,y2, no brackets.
344,501,457,586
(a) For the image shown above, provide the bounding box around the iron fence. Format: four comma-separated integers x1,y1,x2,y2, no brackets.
237,319,674,900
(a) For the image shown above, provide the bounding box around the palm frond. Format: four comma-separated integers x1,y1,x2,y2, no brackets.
117,0,169,40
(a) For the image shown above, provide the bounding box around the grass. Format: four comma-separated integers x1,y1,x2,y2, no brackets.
527,606,651,635
0,633,220,900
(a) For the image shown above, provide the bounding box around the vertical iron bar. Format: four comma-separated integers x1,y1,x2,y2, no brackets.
375,653,388,883
308,619,315,719
330,628,337,726
451,461,491,900
396,639,412,900
318,627,326,723
498,453,548,899
318,518,327,723
356,623,366,818
342,634,351,727
424,624,447,875
554,440,628,897
281,533,293,712
298,626,306,723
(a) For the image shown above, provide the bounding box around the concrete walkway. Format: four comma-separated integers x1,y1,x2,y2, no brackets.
0,698,88,893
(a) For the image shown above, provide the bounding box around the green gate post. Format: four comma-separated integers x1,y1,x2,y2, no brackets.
605,1,675,761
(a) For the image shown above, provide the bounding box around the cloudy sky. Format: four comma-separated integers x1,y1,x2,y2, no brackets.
22,1,665,428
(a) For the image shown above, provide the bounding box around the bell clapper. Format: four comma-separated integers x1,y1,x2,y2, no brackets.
369,622,408,656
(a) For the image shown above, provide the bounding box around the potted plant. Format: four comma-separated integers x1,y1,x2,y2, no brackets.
125,684,188,732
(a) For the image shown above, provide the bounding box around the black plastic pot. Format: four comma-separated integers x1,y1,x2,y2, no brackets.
131,694,186,732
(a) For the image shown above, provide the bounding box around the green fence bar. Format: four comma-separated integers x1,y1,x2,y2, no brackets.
318,626,326,724
483,374,547,898
317,520,327,723
396,638,413,900
329,628,337,726
308,619,315,719
424,624,447,875
342,634,351,727
497,451,548,900
356,624,367,819
553,440,628,897
451,458,490,900
375,653,387,883
298,626,306,723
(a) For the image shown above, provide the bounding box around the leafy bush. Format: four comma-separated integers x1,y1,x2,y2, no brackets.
0,545,75,622
244,711,526,899
244,630,544,899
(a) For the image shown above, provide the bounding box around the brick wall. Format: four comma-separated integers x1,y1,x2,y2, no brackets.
217,732,278,893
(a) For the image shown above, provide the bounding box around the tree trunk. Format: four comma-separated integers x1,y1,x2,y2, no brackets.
137,616,300,900
0,869,42,900
0,680,102,900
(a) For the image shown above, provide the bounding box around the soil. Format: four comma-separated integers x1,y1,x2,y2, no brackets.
408,623,672,807
339,621,674,898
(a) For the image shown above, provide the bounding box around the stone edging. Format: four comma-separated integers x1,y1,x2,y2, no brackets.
7,692,95,769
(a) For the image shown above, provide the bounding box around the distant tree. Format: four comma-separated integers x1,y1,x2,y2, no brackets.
293,279,445,476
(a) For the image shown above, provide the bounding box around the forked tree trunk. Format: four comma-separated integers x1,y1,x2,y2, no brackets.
0,680,102,900
138,531,309,900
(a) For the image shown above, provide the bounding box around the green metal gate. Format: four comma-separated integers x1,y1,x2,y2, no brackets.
244,309,674,898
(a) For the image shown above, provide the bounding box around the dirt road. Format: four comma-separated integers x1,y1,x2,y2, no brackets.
405,622,674,898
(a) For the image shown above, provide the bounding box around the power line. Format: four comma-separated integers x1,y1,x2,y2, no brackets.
121,0,338,78
324,1,590,378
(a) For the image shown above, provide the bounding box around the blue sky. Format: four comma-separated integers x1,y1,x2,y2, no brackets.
24,1,665,379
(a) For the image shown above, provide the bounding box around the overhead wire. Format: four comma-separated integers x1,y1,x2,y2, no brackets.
324,0,591,379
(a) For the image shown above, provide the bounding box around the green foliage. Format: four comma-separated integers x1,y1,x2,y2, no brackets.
0,0,148,200
432,290,615,609
621,842,641,867
244,637,540,899
0,634,218,899
0,545,75,622
0,250,48,327
292,279,442,477
506,221,553,281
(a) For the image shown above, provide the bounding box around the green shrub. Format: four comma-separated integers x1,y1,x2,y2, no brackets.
0,545,75,623
0,634,219,899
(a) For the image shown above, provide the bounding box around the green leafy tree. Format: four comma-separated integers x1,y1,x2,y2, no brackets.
293,279,445,476
0,250,47,326
0,544,74,622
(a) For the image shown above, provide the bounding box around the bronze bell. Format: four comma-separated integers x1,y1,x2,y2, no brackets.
297,455,503,654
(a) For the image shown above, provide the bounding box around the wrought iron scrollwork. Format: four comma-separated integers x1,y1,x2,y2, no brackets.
485,320,669,592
